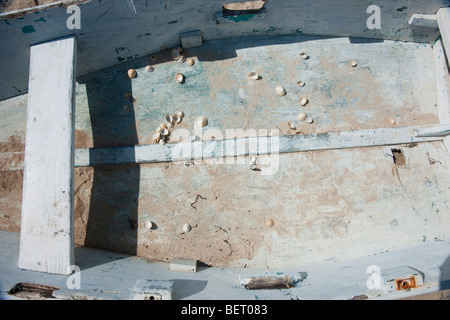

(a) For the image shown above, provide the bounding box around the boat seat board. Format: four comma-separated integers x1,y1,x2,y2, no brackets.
18,36,77,275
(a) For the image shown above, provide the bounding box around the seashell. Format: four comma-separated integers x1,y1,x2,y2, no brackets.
177,111,185,118
299,96,309,106
248,71,260,80
175,46,183,52
297,112,307,121
297,81,305,87
159,138,166,146
299,52,309,60
172,113,181,124
197,116,208,127
350,60,358,67
275,86,286,96
167,122,174,129
145,65,154,72
165,113,173,124
144,221,153,229
288,121,296,130
171,49,181,60
124,92,132,99
389,117,396,125
305,116,314,124
186,58,195,66
266,219,274,227
150,55,156,61
178,55,186,63
183,223,192,233
160,128,169,136
127,69,137,79
153,131,161,141
250,155,257,165
175,73,184,83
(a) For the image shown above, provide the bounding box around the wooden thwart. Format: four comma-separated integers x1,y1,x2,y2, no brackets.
75,125,448,167
18,36,77,275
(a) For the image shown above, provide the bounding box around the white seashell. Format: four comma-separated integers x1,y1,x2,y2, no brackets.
299,52,309,60
297,81,305,87
266,219,274,227
183,223,191,233
288,121,296,130
299,96,308,106
297,112,307,121
175,73,184,83
305,116,314,124
145,65,154,72
178,55,186,63
171,49,181,60
275,86,286,96
167,122,174,129
160,128,169,136
144,221,153,229
389,117,396,125
165,113,173,124
172,114,181,124
350,60,358,67
177,111,185,118
186,58,195,66
153,131,161,141
159,139,166,146
250,155,257,164
248,71,260,80
197,116,208,127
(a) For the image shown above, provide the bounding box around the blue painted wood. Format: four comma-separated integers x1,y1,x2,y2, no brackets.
0,0,447,100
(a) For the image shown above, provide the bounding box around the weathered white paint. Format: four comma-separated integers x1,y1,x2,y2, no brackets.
0,0,448,100
18,36,77,275
74,125,446,167
437,8,450,63
169,258,198,273
413,125,450,137
1,230,450,300
408,14,438,28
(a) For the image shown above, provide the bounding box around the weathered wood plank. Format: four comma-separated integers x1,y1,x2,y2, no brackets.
437,8,450,64
18,36,77,275
74,125,446,167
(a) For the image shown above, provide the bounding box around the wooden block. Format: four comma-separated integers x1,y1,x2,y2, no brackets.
408,14,438,28
131,280,173,300
170,258,197,273
180,30,203,49
18,36,77,275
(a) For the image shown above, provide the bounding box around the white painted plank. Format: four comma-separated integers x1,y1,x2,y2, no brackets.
433,38,450,124
18,36,77,275
437,8,450,64
74,125,445,167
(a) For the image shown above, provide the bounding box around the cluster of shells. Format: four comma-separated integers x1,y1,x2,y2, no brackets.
171,47,195,84
153,111,185,145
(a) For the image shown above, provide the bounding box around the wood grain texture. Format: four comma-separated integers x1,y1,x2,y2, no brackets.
18,36,76,275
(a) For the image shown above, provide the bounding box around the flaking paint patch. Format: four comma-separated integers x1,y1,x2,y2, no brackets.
22,25,35,34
